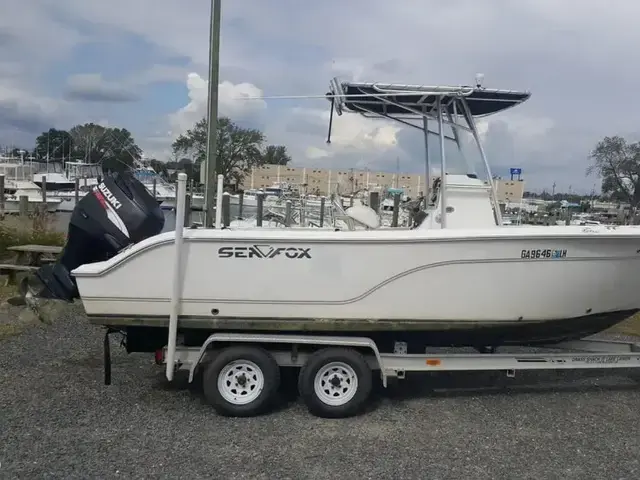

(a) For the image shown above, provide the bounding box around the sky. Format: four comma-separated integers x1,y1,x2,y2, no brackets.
1,0,640,193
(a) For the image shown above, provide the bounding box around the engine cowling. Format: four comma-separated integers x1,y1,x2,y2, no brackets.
25,172,165,302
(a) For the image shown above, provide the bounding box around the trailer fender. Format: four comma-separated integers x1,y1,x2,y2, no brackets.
187,333,387,385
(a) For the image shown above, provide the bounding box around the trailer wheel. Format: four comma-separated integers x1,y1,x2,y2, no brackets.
202,346,280,417
298,348,372,418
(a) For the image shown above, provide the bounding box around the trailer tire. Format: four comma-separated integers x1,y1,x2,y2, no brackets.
202,346,280,417
298,348,372,418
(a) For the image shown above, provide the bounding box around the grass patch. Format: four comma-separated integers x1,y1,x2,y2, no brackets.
0,323,27,340
607,312,640,337
0,283,17,301
0,210,65,260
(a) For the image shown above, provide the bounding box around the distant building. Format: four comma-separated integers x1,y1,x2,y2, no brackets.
494,178,525,203
235,164,526,203
240,164,428,199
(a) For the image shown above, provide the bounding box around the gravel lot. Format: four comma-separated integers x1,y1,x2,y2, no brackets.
2,306,640,480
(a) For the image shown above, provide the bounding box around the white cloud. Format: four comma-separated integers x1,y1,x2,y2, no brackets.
4,0,640,190
289,106,400,151
65,74,138,103
305,146,330,160
476,112,555,145
168,73,267,137
164,74,400,164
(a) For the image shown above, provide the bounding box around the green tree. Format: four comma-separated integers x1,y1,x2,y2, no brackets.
172,117,265,185
69,123,142,172
146,158,169,177
9,147,27,158
261,144,292,165
34,128,73,160
165,157,199,182
587,136,640,214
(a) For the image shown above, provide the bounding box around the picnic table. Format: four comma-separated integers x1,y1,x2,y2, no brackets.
7,244,63,267
0,245,61,286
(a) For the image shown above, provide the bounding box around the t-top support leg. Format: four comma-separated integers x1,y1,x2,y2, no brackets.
460,98,503,226
422,115,430,203
437,97,447,229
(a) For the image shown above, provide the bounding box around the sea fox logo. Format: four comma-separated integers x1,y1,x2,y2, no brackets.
218,245,312,259
97,183,122,210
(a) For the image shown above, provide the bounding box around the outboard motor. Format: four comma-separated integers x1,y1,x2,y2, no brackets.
22,172,165,303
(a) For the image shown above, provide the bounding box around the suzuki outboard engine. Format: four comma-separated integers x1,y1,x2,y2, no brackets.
22,172,165,302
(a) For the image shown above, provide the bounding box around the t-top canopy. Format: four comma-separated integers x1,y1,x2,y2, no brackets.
327,79,531,118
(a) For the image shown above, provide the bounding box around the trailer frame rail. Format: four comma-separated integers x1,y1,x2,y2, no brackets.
158,333,640,388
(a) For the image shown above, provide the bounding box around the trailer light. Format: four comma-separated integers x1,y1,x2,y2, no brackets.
155,349,165,365
426,359,441,366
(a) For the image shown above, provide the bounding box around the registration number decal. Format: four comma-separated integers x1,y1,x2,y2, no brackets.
521,249,567,259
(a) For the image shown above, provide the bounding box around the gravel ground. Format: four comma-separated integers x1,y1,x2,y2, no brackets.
2,307,640,480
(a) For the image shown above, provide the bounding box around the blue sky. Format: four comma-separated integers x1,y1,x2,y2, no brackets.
1,0,640,193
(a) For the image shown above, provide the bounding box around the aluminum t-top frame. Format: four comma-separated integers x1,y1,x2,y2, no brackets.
325,77,531,228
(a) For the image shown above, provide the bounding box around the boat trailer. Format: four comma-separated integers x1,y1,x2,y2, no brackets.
103,327,640,419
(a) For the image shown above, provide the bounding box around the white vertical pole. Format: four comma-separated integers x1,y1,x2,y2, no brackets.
422,116,430,203
166,172,188,381
437,97,447,229
215,174,224,228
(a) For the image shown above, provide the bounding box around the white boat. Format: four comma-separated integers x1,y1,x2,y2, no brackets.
30,160,99,211
0,161,62,213
47,190,88,212
33,160,102,191
236,191,278,208
132,166,204,210
3,182,62,213
59,78,640,349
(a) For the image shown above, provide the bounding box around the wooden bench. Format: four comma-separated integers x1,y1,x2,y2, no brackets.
7,244,63,267
0,264,38,286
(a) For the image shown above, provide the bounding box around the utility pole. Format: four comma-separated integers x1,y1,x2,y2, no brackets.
204,0,222,227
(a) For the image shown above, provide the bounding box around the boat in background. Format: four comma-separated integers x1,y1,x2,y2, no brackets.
33,160,102,191
132,165,204,211
3,181,61,213
0,160,62,213
29,160,100,212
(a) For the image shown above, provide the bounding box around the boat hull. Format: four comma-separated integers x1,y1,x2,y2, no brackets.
89,308,637,351
51,192,89,212
158,196,205,211
3,198,62,213
73,225,640,346
34,180,76,192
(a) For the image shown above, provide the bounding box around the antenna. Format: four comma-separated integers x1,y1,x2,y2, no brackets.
475,73,485,89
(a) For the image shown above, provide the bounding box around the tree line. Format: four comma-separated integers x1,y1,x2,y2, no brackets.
2,124,141,173
2,116,292,184
504,135,640,212
587,136,640,213
3,116,637,207
170,117,291,185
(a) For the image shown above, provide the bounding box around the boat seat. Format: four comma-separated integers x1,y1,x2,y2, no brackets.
344,205,381,229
